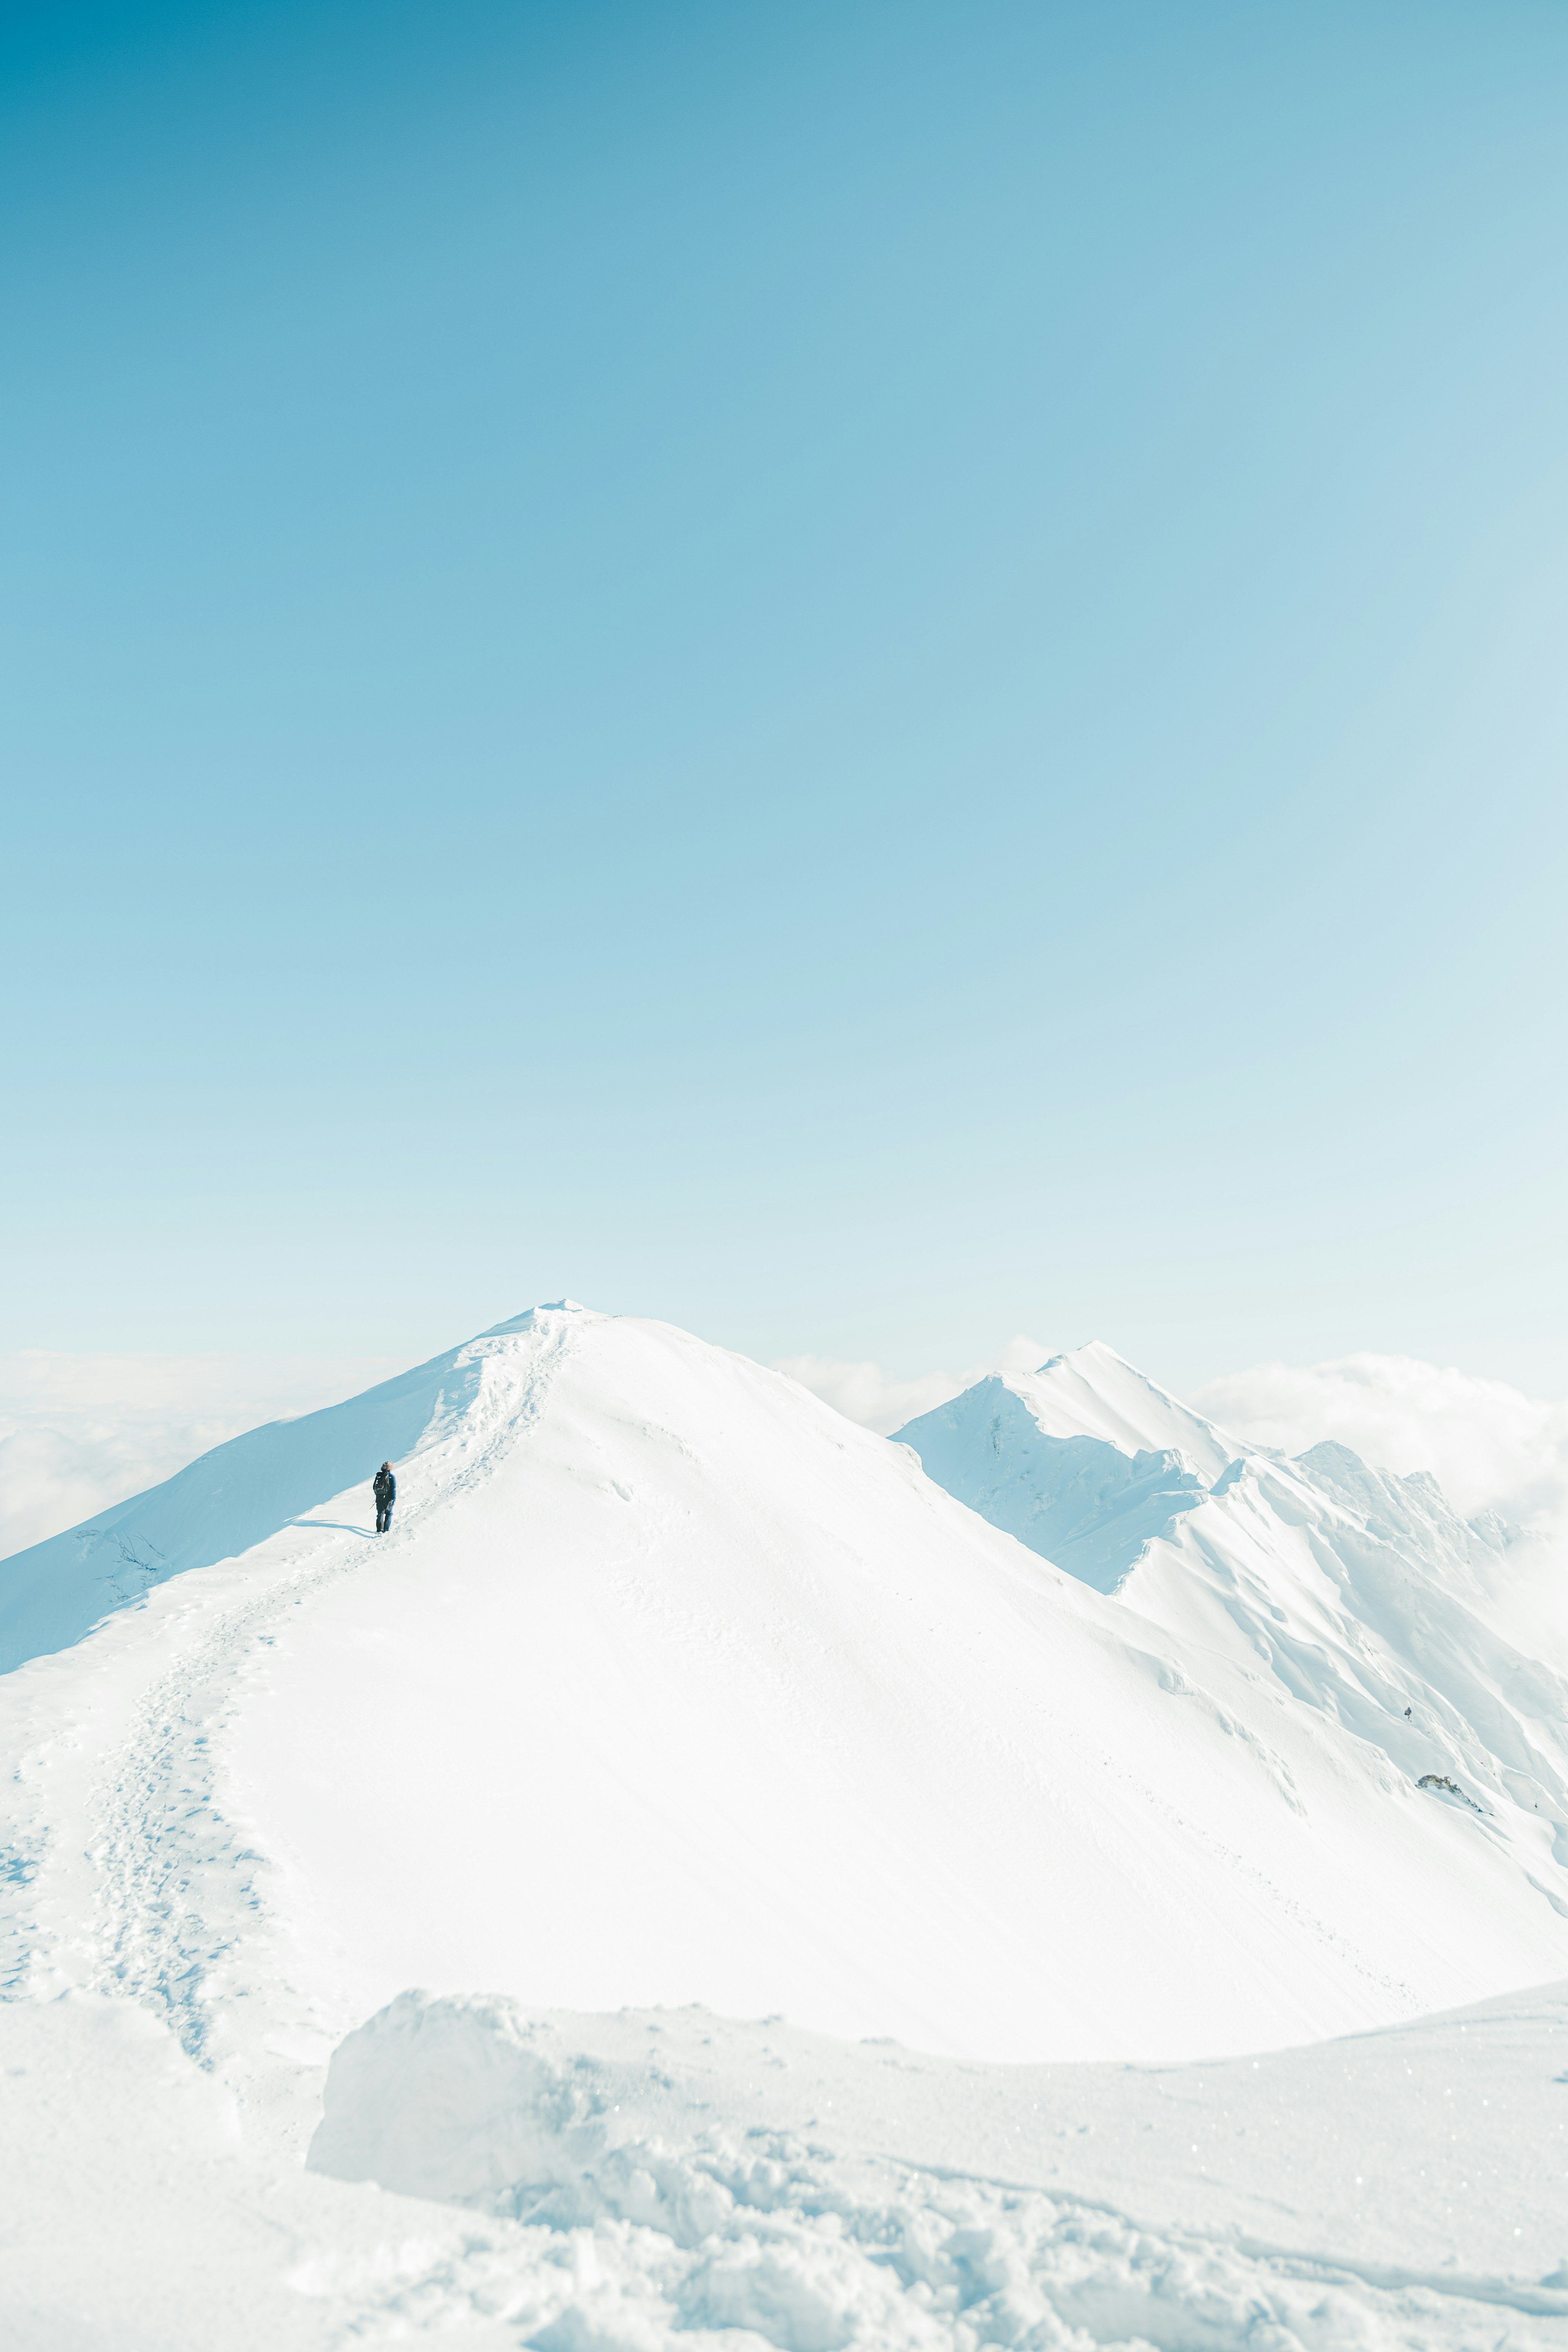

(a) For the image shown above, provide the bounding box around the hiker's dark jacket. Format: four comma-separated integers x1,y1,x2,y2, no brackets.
373,1468,395,1508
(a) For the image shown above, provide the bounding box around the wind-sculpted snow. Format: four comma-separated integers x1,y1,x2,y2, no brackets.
5,1980,1566,2347
898,1344,1568,1934
891,1378,1210,1594
1000,1341,1240,1483
1294,1439,1510,1569
294,1989,1568,2349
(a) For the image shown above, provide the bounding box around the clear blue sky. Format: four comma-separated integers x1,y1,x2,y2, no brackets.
4,0,1567,1393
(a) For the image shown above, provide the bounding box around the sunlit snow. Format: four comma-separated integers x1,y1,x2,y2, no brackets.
3,1303,1566,2348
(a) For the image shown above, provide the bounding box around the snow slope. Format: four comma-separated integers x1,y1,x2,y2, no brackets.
979,1340,1241,1482
305,1983,1568,2341
896,1345,1568,1931
5,1303,1568,2345
5,1304,1566,2095
311,1978,1568,2287
0,1337,493,1674
6,1979,1566,2349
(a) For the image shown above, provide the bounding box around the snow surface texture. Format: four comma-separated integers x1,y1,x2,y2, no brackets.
5,1983,1565,2348
4,1303,1568,2345
307,1987,1568,2290
895,1344,1568,1930
298,1987,1568,2350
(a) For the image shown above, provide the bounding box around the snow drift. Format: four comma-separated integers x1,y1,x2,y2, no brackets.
299,1984,1568,2343
12,1978,1567,2350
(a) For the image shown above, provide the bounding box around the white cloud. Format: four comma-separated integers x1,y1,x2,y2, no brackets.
0,1353,401,1559
772,1336,1048,1437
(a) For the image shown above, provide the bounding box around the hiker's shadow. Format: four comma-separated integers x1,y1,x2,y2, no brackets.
287,1518,376,1538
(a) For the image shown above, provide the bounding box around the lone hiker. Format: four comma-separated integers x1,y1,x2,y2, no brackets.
373,1460,396,1535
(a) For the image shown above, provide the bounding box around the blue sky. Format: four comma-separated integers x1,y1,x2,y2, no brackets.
4,0,1567,1393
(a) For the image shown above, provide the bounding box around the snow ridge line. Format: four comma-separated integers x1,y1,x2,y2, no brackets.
24,1317,580,2058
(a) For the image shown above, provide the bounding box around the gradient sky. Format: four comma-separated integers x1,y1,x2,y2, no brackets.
5,0,1568,1394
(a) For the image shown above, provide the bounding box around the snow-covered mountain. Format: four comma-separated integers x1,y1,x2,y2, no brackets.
6,1303,1568,2346
895,1341,1568,1923
4,1303,1566,2108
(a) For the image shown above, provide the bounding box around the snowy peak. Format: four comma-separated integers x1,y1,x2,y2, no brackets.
894,1343,1568,1886
1005,1341,1241,1483
889,1341,1243,1595
891,1375,1208,1597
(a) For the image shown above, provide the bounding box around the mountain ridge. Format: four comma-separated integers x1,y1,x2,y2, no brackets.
895,1343,1568,1927
4,1305,1566,2105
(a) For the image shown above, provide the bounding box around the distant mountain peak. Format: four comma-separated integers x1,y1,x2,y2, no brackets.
893,1343,1568,1913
